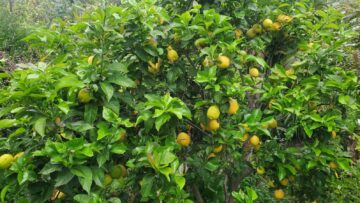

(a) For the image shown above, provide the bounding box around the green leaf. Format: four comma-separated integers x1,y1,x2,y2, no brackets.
0,119,17,129
100,82,114,102
140,175,154,198
92,167,104,187
159,167,173,181
84,104,98,124
277,165,286,181
72,166,93,194
245,109,262,124
337,158,352,171
246,55,268,68
174,176,186,190
245,187,258,201
55,74,84,90
155,114,171,131
34,117,47,137
111,143,128,154
108,75,136,88
55,169,74,187
195,66,217,83
103,107,119,123
1,185,10,203
67,121,93,132
306,160,317,170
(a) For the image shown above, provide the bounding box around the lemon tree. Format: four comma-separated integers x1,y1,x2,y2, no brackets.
0,0,359,202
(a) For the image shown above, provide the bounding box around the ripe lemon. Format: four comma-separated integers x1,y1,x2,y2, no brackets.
246,28,256,38
213,145,223,153
277,15,293,23
331,131,337,139
242,133,249,141
78,88,92,103
118,131,126,141
235,29,242,39
104,174,113,186
148,60,160,74
250,135,260,146
177,132,191,147
55,117,61,125
274,189,285,200
263,19,273,29
249,67,259,77
110,164,127,178
207,105,220,120
228,98,239,115
329,161,337,170
208,119,220,131
280,178,289,186
208,153,216,159
0,154,14,169
256,166,265,175
87,55,94,65
57,191,65,199
217,55,231,69
14,152,24,159
252,24,262,33
268,119,278,129
272,22,282,31
167,46,179,63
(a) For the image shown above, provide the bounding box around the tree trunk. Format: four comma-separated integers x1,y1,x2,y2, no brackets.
9,0,14,12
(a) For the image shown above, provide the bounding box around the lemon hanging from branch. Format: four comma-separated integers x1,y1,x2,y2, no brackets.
228,98,239,115
167,46,179,63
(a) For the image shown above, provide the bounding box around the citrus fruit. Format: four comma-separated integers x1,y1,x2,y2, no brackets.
331,131,337,139
87,55,94,65
14,152,24,159
228,98,239,115
256,166,265,175
208,153,216,159
0,154,14,169
167,46,179,63
217,55,230,68
268,119,278,129
177,132,191,147
250,135,260,146
104,174,113,186
280,178,289,186
272,22,282,31
235,29,242,39
263,19,273,29
110,164,127,178
242,133,249,141
249,67,259,77
208,119,220,131
252,24,262,33
329,161,337,170
207,105,220,120
246,28,256,38
274,189,285,200
78,88,92,103
213,145,223,153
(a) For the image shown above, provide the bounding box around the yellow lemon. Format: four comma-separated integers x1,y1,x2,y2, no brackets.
250,135,260,146
235,29,242,39
274,189,285,200
177,132,191,147
87,55,94,65
252,24,262,33
167,46,179,63
208,153,216,159
329,161,337,170
0,154,14,169
213,145,223,153
256,166,265,175
272,22,282,31
263,19,273,29
280,178,289,186
249,67,260,77
208,119,220,131
78,88,92,103
148,60,161,74
268,119,278,129
14,152,24,159
331,131,337,139
228,98,239,115
217,55,231,68
246,28,256,38
207,105,220,120
242,133,249,141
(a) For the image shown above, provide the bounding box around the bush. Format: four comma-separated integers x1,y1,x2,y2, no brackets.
0,0,359,202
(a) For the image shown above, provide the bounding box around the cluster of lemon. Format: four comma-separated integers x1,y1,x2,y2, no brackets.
147,45,179,74
247,14,293,38
0,152,24,170
104,164,127,187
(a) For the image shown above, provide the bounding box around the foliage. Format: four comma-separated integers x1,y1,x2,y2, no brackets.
0,0,359,202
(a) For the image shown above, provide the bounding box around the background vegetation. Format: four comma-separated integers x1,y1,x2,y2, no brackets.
0,0,359,202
